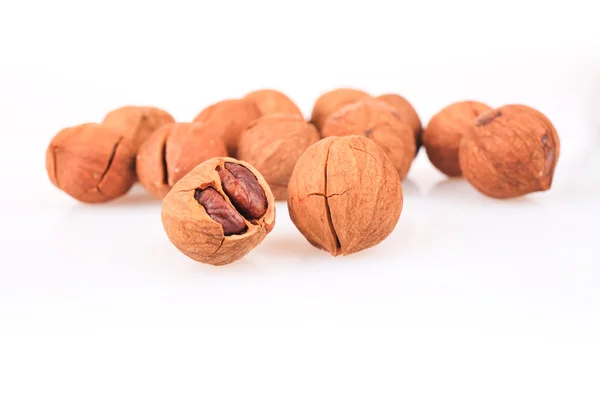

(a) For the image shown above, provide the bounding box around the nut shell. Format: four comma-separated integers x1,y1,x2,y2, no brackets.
161,157,276,266
423,101,492,177
102,106,174,153
311,88,370,131
244,89,303,118
287,135,403,256
237,115,320,200
376,93,422,155
459,104,560,199
321,99,416,180
46,123,136,203
193,99,261,156
136,122,228,200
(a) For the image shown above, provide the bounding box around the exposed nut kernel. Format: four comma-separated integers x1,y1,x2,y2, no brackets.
217,162,267,220
459,104,560,199
194,187,247,235
423,101,492,177
161,157,276,266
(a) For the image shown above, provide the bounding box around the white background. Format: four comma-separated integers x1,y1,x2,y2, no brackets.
1,1,600,399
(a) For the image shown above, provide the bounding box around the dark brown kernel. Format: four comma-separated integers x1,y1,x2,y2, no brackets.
194,187,246,235
218,162,267,220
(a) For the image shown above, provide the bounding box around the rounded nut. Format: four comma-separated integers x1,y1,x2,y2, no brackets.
287,135,403,256
376,93,422,155
161,157,276,266
423,101,492,177
459,104,560,199
244,89,303,118
193,99,261,157
311,88,371,131
102,106,174,153
46,123,136,203
136,122,228,200
321,99,416,180
237,115,320,200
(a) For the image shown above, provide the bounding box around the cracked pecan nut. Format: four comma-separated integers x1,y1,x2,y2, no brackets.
311,88,371,131
102,106,174,153
376,93,422,156
193,99,261,157
161,157,275,266
321,99,416,180
244,89,303,118
237,115,320,200
45,123,136,203
287,135,403,256
459,104,560,199
423,101,492,177
136,122,228,200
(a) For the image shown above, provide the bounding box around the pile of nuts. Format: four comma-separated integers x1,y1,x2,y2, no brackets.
46,88,560,266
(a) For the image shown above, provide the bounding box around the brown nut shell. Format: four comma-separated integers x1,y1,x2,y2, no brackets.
287,135,403,256
102,106,174,153
46,123,136,203
376,93,422,155
311,88,371,131
161,157,276,266
136,122,228,200
193,99,261,157
244,89,303,118
321,99,416,180
237,115,320,200
459,104,560,199
423,101,492,177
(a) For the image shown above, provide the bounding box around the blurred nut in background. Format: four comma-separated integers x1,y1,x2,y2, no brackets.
287,135,403,256
423,101,492,177
161,157,276,266
244,89,303,118
136,122,228,200
311,88,370,131
459,104,560,199
237,115,320,200
321,99,416,180
46,123,136,203
102,106,174,153
376,93,422,155
193,99,261,156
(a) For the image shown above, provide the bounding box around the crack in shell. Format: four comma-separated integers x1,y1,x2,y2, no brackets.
211,236,226,255
349,145,378,163
323,144,341,253
475,109,502,126
96,136,124,192
305,188,351,199
161,139,169,185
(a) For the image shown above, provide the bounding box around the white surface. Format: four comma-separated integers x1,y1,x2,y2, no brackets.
1,1,600,399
